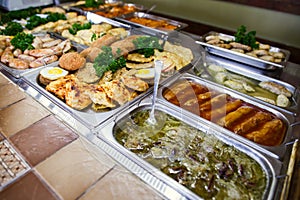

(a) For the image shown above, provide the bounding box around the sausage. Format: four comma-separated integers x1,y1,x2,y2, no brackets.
28,48,54,57
8,58,29,69
18,54,36,63
29,55,58,68
1,47,14,63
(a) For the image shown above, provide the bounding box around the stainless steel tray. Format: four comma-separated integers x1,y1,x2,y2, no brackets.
196,31,290,70
191,54,300,117
116,12,188,35
96,99,282,200
21,30,203,129
158,73,295,160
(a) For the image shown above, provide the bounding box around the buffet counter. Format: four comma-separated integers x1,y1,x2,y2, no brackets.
0,2,299,200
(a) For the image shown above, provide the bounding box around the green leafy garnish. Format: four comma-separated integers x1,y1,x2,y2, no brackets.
10,32,35,51
69,22,92,35
234,25,259,49
85,0,104,8
25,15,46,30
46,12,66,22
0,7,40,25
132,36,163,58
25,13,66,30
0,22,23,36
93,46,126,78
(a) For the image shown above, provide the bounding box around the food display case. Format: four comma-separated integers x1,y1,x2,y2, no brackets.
0,1,299,199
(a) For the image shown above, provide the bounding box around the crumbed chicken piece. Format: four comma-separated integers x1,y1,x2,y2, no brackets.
101,80,131,105
46,75,76,100
65,80,92,110
244,119,285,146
121,75,149,92
218,106,254,127
88,85,116,108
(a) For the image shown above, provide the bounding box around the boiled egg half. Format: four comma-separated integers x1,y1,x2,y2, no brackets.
135,68,155,79
40,66,68,80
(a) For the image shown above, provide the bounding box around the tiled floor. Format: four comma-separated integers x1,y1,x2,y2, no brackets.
0,72,162,199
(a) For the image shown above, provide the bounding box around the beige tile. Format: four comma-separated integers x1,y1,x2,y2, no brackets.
0,83,26,109
0,97,50,137
0,73,10,86
35,138,116,200
80,165,163,200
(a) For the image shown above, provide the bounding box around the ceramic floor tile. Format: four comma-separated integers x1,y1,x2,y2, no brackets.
10,115,78,167
79,165,163,200
0,83,26,109
0,97,50,137
0,171,58,200
35,137,116,200
0,73,10,86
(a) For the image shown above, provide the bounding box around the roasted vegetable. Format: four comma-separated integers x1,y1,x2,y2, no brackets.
132,36,163,58
0,22,23,36
93,46,126,78
234,25,259,49
11,32,35,52
68,22,92,35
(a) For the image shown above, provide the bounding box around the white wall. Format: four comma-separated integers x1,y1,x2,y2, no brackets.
126,0,300,48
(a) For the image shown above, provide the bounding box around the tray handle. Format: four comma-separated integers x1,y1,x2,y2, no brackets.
279,139,299,200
